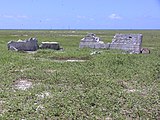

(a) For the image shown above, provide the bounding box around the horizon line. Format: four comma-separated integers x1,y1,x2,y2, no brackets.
0,28,160,31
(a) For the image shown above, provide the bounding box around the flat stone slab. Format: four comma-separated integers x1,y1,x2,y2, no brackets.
39,42,60,50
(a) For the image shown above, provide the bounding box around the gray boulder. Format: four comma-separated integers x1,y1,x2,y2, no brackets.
8,38,38,51
141,48,150,54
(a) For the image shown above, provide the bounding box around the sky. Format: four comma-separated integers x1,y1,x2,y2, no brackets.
0,0,160,29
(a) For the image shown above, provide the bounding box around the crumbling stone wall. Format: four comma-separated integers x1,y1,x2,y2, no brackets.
8,38,63,52
8,38,39,51
79,33,143,54
109,34,142,53
79,33,106,49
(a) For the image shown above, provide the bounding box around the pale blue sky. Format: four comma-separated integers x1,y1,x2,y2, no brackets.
0,0,160,29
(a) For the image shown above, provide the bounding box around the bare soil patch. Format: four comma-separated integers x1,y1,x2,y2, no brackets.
50,56,89,62
13,78,33,90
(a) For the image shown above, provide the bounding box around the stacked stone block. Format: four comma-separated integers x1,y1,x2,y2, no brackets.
79,33,143,54
110,34,142,53
79,33,106,49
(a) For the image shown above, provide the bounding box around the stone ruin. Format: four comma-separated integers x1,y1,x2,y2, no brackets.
79,33,143,54
7,33,144,54
8,38,62,51
39,42,61,50
110,34,142,54
8,38,38,51
79,33,107,49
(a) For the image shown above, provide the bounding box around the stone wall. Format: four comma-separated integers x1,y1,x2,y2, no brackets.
8,38,39,51
79,33,143,54
8,38,63,51
109,34,142,53
79,33,106,49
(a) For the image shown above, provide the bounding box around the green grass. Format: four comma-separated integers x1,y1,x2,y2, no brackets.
0,30,160,119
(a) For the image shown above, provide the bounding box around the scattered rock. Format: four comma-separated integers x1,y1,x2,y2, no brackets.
36,104,45,111
36,91,51,99
90,51,101,55
141,48,150,54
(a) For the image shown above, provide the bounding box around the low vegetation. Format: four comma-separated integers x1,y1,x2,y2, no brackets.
0,30,160,119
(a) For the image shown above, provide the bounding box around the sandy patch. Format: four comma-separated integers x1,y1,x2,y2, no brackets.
53,59,87,63
13,78,32,90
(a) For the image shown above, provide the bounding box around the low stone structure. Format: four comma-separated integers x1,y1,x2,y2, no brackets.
109,34,143,54
79,33,106,49
79,33,143,54
8,38,62,51
39,42,60,50
8,38,38,51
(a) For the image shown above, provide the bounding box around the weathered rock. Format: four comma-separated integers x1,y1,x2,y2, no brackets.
8,38,38,51
79,33,106,49
39,42,60,50
141,48,150,54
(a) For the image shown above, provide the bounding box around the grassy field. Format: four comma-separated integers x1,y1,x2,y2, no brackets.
0,30,160,119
